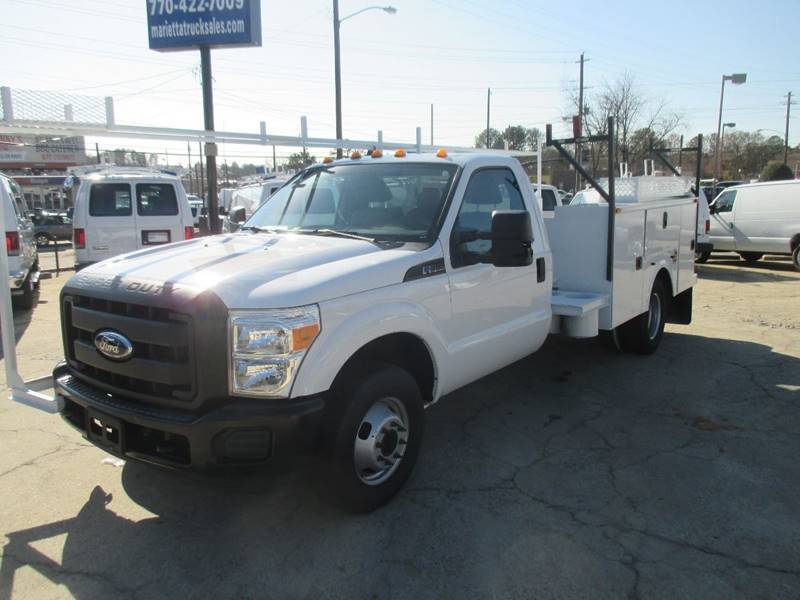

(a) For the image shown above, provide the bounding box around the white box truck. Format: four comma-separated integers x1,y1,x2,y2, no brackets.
50,139,698,511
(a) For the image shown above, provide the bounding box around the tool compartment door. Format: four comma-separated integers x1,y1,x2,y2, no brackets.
643,204,682,297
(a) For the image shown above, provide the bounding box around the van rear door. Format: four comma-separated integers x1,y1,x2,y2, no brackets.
134,182,182,250
86,182,137,262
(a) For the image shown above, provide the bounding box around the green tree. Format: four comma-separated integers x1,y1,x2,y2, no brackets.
286,150,315,170
760,161,794,181
474,128,504,149
501,125,528,150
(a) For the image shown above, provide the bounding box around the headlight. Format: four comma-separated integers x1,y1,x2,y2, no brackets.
228,306,320,397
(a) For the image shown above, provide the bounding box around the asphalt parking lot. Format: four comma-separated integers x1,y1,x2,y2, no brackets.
1,252,798,599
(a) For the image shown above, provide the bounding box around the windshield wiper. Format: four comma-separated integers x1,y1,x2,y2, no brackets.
302,229,378,243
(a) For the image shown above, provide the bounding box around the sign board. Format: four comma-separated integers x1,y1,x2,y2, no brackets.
0,135,87,167
147,0,262,51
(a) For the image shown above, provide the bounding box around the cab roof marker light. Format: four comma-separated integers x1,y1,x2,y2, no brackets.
371,149,383,158
351,151,362,160
323,156,334,164
436,148,448,158
394,149,406,158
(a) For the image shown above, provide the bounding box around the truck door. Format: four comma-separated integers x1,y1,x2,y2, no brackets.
86,182,137,262
708,189,739,251
135,182,182,249
444,167,550,382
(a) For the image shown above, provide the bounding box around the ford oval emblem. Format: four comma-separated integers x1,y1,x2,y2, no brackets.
94,330,134,361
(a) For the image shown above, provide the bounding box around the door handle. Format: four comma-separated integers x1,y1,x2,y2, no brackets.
729,222,734,228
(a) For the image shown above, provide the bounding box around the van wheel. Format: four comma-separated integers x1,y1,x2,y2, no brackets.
12,273,36,311
738,252,763,263
618,278,668,355
792,246,800,272
695,250,711,263
35,233,51,247
322,364,424,512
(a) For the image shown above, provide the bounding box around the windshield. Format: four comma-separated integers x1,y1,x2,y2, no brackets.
244,162,458,242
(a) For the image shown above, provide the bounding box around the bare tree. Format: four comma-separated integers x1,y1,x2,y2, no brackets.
565,72,684,176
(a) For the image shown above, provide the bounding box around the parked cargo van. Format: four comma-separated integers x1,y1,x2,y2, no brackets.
223,177,289,232
1,172,39,309
708,180,800,270
71,167,194,270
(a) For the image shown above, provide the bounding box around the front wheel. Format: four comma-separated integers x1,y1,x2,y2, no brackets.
618,278,668,355
322,364,424,512
12,272,36,311
738,252,763,263
792,246,800,272
35,233,50,247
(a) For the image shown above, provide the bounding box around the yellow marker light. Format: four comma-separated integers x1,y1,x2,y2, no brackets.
436,148,448,158
292,323,320,352
394,148,406,158
323,156,334,164
371,149,383,158
351,151,362,160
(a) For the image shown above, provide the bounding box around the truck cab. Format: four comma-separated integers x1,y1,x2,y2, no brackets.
53,151,695,511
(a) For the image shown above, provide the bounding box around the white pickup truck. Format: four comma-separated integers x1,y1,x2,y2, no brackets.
53,151,697,511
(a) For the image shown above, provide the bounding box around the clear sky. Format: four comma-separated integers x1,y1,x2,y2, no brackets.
2,0,798,166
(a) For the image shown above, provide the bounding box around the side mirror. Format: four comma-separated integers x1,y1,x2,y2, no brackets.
229,206,246,224
491,210,533,267
708,203,716,215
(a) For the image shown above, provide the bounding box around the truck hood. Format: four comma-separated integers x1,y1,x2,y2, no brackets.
75,232,435,308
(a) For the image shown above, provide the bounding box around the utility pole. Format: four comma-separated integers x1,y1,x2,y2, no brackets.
430,103,434,146
272,145,277,172
333,0,343,159
200,45,220,233
784,91,795,165
486,88,491,149
198,139,205,199
575,53,586,192
187,141,193,194
95,143,101,164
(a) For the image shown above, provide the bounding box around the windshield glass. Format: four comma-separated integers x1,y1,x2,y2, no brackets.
244,162,458,242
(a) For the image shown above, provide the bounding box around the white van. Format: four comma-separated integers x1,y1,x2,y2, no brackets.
708,180,800,270
71,168,194,270
694,188,712,262
223,177,289,232
187,194,204,227
1,173,39,309
531,183,567,214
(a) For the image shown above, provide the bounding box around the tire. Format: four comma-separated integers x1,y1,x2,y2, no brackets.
322,363,425,513
793,245,800,272
617,277,668,355
35,233,51,247
738,252,763,263
12,273,36,311
695,250,711,264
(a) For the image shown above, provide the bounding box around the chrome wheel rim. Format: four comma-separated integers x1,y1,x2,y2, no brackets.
647,292,662,340
353,397,409,486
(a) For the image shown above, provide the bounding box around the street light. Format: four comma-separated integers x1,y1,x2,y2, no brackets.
333,2,397,158
715,73,747,183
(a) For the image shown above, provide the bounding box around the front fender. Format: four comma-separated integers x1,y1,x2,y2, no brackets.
290,294,450,400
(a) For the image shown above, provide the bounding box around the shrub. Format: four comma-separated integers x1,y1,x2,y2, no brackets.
760,161,794,181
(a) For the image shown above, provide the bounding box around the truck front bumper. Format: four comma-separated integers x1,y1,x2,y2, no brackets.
53,362,325,469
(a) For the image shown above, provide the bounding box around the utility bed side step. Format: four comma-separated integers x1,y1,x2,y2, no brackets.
550,290,609,338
